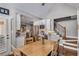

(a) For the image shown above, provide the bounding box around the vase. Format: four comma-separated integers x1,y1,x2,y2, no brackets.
42,38,44,45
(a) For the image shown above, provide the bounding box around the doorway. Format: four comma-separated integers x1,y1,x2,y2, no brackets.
0,17,11,55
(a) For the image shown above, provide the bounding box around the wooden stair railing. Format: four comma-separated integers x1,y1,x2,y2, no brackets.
55,23,66,40
55,23,77,56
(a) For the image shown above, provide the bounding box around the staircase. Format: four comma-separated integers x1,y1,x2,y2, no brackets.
57,37,77,56
62,37,77,56
54,23,77,56
64,38,77,48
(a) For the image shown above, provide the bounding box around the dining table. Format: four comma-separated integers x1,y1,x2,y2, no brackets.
18,40,56,56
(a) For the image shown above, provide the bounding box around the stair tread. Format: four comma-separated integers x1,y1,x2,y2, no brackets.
64,40,77,44
63,42,77,46
64,40,77,41
66,38,77,40
59,44,77,51
63,45,77,51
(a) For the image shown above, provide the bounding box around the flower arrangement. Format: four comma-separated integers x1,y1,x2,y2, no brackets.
48,31,54,35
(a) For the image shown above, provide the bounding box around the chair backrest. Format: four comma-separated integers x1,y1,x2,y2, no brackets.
25,37,34,44
51,40,60,56
53,42,59,52
13,48,21,56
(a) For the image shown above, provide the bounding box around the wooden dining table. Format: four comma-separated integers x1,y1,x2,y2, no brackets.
18,40,56,56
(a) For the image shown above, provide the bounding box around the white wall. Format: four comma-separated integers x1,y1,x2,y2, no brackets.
58,20,77,37
0,4,17,55
77,8,79,56
46,4,77,19
33,19,51,31
46,4,77,31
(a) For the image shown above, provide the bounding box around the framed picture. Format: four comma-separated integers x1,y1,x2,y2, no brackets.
0,7,9,15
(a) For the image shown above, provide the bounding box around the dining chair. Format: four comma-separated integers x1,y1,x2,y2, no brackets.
25,37,34,44
38,36,42,40
13,48,21,56
51,39,60,56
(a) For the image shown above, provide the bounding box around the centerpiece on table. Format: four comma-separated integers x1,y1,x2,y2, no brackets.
47,30,55,40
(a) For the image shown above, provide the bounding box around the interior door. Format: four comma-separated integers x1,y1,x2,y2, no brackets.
0,18,9,54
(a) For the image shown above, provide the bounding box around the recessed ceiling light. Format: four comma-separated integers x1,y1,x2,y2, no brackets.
42,3,45,6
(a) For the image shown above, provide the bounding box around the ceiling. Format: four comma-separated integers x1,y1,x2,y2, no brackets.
10,3,54,24
0,3,79,18
66,3,79,8
10,3,79,25
0,3,79,24
11,3,79,19
10,3,54,19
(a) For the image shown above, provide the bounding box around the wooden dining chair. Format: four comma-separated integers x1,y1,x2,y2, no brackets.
13,48,21,56
51,40,60,56
24,37,34,44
